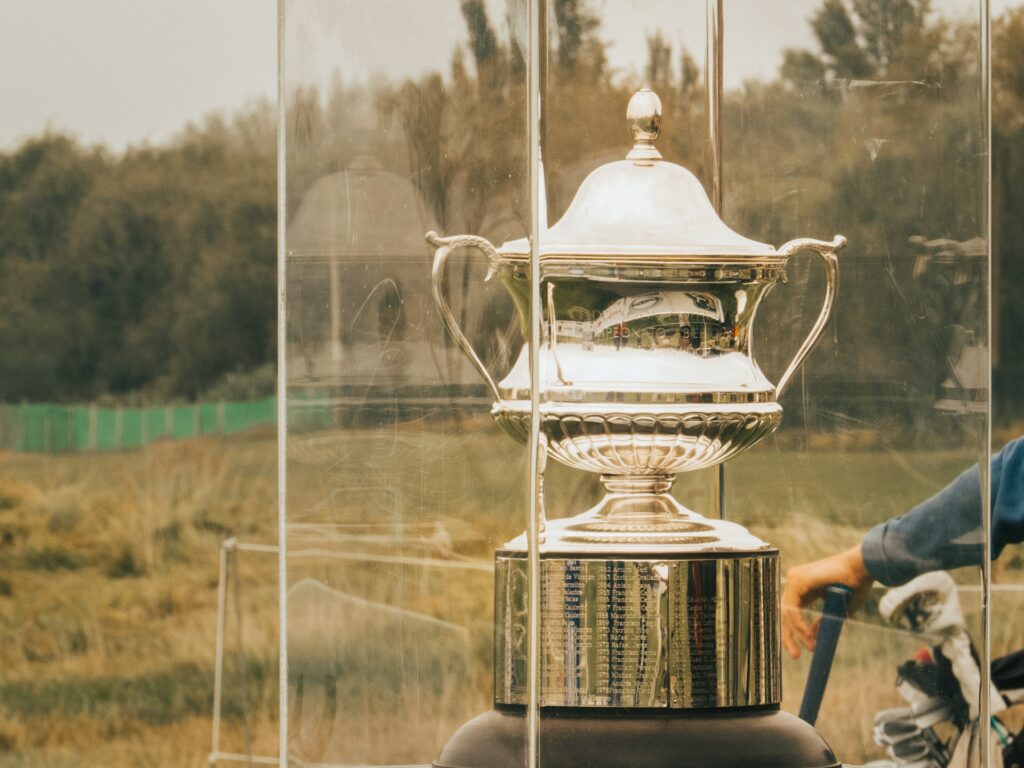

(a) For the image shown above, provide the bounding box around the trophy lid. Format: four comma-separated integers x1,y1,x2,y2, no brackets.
498,88,777,261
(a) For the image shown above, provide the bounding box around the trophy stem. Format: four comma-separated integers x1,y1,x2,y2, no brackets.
536,474,718,549
600,474,675,496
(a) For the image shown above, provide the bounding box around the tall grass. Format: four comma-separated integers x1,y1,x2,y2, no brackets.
1,426,1020,767
0,435,278,767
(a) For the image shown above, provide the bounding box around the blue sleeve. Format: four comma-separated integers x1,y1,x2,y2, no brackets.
861,438,1024,586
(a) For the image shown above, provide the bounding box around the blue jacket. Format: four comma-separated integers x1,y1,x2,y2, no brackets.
861,438,1024,586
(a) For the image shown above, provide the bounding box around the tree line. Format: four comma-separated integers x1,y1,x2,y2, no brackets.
2,0,1022,415
0,106,276,403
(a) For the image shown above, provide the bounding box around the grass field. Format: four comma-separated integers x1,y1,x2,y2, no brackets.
0,433,279,767
1,422,1021,766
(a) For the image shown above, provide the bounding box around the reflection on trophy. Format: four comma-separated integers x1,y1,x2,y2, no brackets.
427,89,847,768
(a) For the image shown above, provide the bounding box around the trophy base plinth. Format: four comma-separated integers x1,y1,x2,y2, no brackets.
495,550,780,708
496,478,779,708
434,706,839,768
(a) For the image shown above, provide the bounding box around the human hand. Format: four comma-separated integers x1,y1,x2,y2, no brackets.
781,544,874,659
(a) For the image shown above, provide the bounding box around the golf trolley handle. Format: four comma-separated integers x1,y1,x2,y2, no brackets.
799,584,854,726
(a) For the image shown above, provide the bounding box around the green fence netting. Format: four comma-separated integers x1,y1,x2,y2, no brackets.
0,397,277,453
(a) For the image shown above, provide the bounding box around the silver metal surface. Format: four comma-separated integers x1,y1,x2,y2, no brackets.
775,237,844,397
526,0,543,763
705,0,723,213
705,0,726,522
424,89,838,717
426,230,501,402
497,274,787,405
495,403,782,477
547,282,572,386
503,481,769,554
626,88,664,163
493,154,776,258
426,90,845,479
495,552,780,708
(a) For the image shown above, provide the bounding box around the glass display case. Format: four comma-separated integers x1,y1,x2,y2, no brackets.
281,2,993,766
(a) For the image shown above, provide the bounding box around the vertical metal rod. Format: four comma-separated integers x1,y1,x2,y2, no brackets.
527,1,543,767
979,0,992,764
705,0,725,519
89,402,98,450
230,546,254,766
705,0,723,214
328,255,342,363
276,1,289,764
210,540,230,767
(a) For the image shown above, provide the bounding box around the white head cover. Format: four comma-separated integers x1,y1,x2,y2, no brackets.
879,571,1004,718
878,571,965,634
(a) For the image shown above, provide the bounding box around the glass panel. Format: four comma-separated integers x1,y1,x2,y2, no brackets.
538,0,718,522
282,2,530,767
532,1,989,766
992,3,1024,753
723,0,990,764
283,2,991,767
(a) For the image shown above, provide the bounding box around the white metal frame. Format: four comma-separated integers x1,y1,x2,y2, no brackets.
209,539,280,768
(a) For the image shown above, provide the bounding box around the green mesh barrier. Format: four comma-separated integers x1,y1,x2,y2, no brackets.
0,398,278,453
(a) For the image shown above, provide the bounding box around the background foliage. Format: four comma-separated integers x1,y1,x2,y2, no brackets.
0,107,276,403
2,0,1020,418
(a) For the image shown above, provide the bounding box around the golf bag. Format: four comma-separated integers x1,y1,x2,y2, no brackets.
866,572,1024,768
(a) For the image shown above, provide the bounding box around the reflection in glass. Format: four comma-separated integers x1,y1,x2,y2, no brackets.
283,1,990,766
284,1,529,766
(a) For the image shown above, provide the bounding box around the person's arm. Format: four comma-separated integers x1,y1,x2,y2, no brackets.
992,437,1024,560
781,544,874,658
782,438,1024,658
862,438,1024,586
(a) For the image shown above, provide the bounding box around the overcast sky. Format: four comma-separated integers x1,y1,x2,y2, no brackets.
0,0,277,152
0,0,1016,153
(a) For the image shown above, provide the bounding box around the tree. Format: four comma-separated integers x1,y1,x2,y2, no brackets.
552,0,605,75
645,33,673,92
811,0,872,79
782,0,946,84
0,103,277,402
994,6,1024,133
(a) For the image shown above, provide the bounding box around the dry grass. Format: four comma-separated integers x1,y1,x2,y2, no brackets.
1,425,1021,767
0,435,278,768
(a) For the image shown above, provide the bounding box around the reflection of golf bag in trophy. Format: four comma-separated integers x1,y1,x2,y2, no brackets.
427,90,848,768
868,572,1024,768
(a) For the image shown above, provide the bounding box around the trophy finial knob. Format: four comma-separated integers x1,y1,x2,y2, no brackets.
626,88,663,162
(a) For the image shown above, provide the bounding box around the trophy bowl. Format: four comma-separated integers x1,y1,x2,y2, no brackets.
495,402,782,476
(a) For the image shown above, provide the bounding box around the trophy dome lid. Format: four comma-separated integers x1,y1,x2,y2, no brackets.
498,88,777,261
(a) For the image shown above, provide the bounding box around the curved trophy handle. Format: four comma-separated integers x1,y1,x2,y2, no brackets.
426,231,502,402
775,235,847,398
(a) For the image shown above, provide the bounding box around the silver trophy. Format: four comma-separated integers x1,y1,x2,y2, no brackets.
427,89,847,766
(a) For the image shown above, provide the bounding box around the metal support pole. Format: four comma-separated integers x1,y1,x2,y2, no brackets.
89,402,99,450
526,3,543,768
230,542,254,765
209,538,234,767
705,0,723,214
979,1,992,764
276,2,289,765
705,0,726,520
